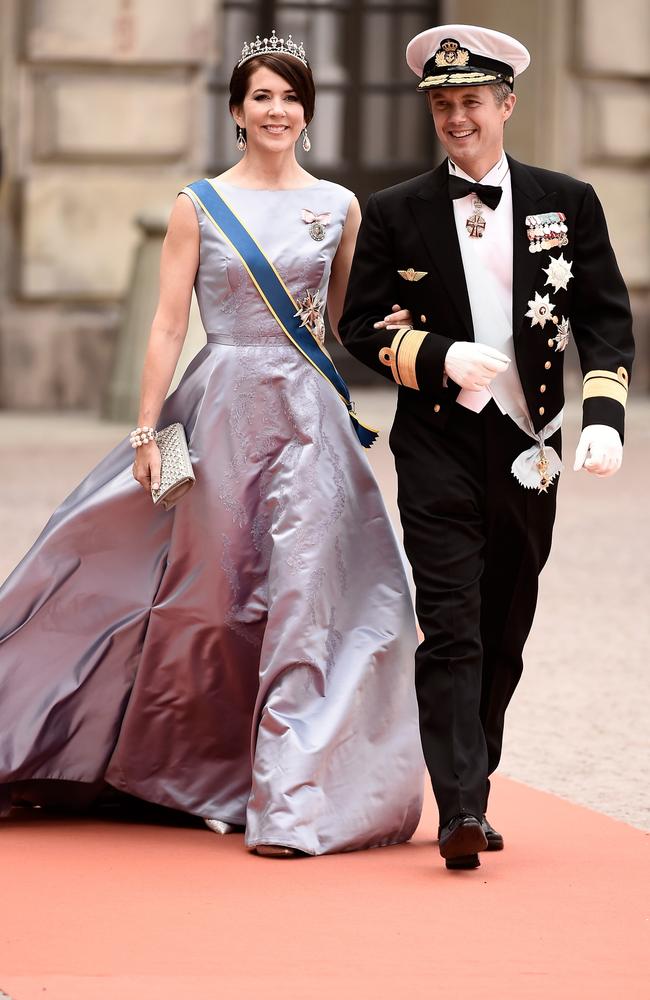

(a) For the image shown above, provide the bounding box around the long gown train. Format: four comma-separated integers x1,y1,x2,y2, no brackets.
0,179,424,854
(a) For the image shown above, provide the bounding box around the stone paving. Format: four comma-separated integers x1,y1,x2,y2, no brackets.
1,393,648,830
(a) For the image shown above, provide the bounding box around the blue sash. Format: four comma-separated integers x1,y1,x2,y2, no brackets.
185,178,378,449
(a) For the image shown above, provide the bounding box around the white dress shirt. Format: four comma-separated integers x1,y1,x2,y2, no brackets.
449,154,529,424
448,154,563,488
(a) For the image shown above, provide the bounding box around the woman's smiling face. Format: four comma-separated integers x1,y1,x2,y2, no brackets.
233,65,306,151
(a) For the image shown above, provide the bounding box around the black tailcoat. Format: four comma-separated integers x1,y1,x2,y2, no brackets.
340,156,634,439
339,157,634,827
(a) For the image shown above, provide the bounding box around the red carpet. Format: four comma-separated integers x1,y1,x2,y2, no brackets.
1,777,648,999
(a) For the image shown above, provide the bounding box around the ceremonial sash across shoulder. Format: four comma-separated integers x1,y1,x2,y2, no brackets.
185,178,378,449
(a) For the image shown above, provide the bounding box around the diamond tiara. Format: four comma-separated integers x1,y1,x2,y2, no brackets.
238,29,308,69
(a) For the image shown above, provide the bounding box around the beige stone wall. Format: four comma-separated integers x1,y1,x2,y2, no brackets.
0,0,220,409
447,0,649,387
1,0,647,410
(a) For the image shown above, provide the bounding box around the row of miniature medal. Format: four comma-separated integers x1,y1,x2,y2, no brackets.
526,211,568,253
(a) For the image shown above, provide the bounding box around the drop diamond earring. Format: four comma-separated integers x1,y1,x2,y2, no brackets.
236,127,247,152
302,127,311,153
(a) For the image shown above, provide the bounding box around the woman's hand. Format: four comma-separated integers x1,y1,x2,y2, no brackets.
132,441,162,494
373,304,413,330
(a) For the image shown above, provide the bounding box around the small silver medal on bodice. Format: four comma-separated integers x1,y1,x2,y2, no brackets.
301,209,331,242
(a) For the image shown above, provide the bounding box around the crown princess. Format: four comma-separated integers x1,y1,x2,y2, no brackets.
238,29,308,69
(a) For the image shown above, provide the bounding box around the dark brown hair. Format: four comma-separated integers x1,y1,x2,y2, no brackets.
229,54,316,140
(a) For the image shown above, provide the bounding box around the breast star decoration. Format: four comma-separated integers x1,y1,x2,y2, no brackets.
553,316,571,352
543,253,573,293
525,291,556,329
295,289,326,345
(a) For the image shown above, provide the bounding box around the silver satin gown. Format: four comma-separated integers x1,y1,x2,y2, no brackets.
0,179,424,854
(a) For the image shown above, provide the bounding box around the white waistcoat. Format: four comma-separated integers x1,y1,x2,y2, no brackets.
449,154,529,425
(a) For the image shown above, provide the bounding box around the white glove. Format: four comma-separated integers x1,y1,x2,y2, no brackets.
573,424,622,477
444,342,510,391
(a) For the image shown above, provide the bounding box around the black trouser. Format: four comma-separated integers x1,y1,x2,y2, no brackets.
391,400,558,827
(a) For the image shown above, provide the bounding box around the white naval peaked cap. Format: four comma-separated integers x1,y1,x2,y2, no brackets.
406,24,530,91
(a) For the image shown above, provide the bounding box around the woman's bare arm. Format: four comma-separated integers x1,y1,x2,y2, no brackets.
326,198,362,343
136,194,199,428
132,194,199,492
327,196,412,344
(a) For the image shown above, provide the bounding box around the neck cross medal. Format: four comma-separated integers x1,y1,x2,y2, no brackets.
466,196,486,238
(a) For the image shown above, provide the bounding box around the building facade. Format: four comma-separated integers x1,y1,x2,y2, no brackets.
0,0,647,410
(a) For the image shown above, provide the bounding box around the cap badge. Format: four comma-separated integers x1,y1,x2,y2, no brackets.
434,39,470,68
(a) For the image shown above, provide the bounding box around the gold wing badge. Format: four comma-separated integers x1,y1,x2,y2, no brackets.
398,268,427,282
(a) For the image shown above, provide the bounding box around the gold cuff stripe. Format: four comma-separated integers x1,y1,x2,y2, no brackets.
378,327,410,386
583,368,629,409
396,330,428,390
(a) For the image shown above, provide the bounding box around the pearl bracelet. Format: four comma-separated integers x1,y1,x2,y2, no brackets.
129,426,157,448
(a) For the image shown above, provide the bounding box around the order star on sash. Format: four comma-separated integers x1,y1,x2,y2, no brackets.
294,288,326,344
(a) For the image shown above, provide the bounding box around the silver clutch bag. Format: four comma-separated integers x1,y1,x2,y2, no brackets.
151,422,195,510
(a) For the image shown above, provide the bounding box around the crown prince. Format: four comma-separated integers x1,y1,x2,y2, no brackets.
339,24,634,871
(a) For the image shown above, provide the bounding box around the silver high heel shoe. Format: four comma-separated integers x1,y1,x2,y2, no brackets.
203,819,240,835
255,844,301,858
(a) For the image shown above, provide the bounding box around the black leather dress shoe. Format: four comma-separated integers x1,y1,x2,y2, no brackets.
445,852,481,870
439,814,487,869
481,816,504,851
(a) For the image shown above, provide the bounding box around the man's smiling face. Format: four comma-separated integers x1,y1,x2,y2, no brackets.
427,84,516,179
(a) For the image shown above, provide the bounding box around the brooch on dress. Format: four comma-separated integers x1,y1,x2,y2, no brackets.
525,212,568,253
301,209,331,242
294,289,326,345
